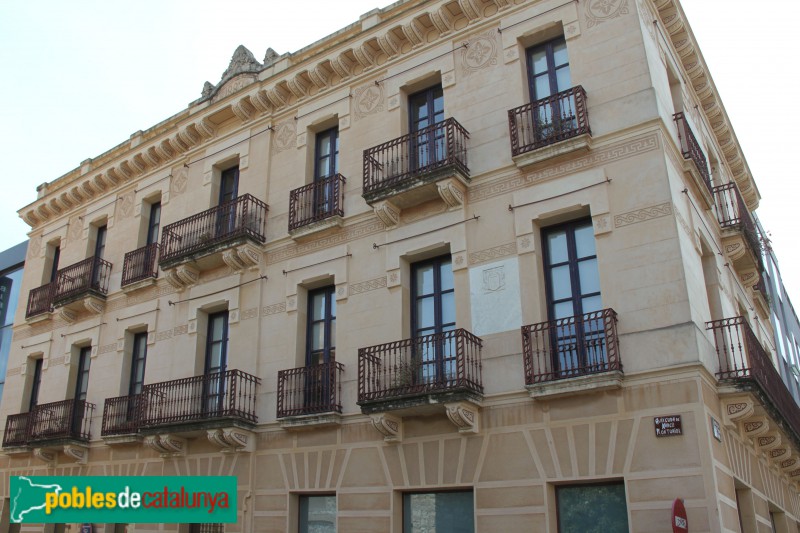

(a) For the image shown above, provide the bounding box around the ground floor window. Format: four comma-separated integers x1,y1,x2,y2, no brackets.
556,482,628,533
299,494,336,533
189,525,223,533
403,490,474,533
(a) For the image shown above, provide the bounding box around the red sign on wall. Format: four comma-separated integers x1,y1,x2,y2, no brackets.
672,498,688,532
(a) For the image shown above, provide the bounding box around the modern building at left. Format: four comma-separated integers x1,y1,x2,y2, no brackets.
0,242,27,408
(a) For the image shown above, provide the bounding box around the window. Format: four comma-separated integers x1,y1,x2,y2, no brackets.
49,244,61,283
556,482,628,533
0,264,23,401
129,332,148,396
408,85,445,170
315,128,339,180
307,287,336,366
299,494,336,533
147,202,161,245
74,347,91,402
219,167,239,205
411,255,456,384
403,491,473,533
28,358,43,411
527,37,571,101
92,224,108,287
204,311,229,414
542,220,604,376
526,37,577,140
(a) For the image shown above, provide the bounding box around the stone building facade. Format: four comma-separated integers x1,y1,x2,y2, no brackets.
0,0,795,531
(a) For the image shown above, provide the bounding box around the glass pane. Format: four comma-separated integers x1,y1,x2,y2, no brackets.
582,295,602,315
312,292,326,321
550,265,572,301
554,301,575,320
557,484,628,533
553,40,569,67
318,137,331,157
530,49,548,74
208,343,223,371
416,297,435,331
440,261,454,291
330,295,336,318
574,224,596,258
299,495,336,533
415,264,435,295
556,66,572,94
311,323,324,351
534,74,551,100
578,258,600,295
441,292,455,326
330,319,336,349
403,491,474,533
317,157,331,179
547,231,568,264
211,315,225,342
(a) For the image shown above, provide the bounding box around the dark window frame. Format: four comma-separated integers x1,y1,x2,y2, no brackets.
204,311,229,414
402,489,474,533
28,358,43,411
146,202,161,246
129,332,148,397
555,481,628,533
314,127,340,181
74,346,92,402
298,493,337,533
306,286,336,367
525,36,571,102
219,166,240,205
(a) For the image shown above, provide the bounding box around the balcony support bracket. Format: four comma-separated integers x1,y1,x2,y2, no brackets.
207,427,255,453
722,397,754,429
373,200,401,228
164,264,200,291
757,431,782,452
63,444,89,465
222,244,261,273
58,307,78,323
144,434,187,458
33,447,57,467
437,177,466,209
445,401,480,434
370,413,403,443
742,416,769,439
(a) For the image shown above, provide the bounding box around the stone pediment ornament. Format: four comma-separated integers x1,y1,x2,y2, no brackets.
198,45,265,103
263,47,279,67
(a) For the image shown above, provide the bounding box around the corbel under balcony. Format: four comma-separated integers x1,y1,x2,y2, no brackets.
368,400,481,443
144,434,188,458
31,444,89,466
369,175,467,229
511,133,592,170
206,427,255,453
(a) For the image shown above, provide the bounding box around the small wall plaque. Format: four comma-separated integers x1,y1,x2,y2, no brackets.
655,415,683,437
711,416,722,442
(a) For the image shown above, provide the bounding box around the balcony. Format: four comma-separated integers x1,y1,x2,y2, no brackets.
25,282,54,319
121,243,159,290
101,370,260,454
25,257,113,322
508,86,591,168
362,118,469,227
673,111,712,198
288,174,346,240
712,182,763,275
159,194,267,287
3,399,94,449
708,317,800,444
277,361,344,429
522,308,621,398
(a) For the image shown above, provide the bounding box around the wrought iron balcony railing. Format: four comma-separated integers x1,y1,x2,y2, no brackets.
159,194,268,265
673,111,711,194
708,317,800,439
363,117,469,200
358,329,483,405
712,182,762,265
2,399,94,447
52,256,112,307
277,361,344,418
288,174,346,232
508,85,590,157
138,369,260,429
26,282,54,318
522,308,620,385
101,394,143,436
121,243,159,287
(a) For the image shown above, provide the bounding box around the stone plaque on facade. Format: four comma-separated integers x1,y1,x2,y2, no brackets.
655,415,682,437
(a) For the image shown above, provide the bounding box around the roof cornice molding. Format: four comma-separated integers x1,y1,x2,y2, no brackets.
19,0,521,230
650,0,759,210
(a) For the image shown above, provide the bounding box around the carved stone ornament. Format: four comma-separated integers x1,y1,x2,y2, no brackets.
445,401,480,434
757,432,781,452
198,45,264,102
33,447,57,466
437,177,466,209
63,444,89,465
222,243,261,272
370,413,403,443
207,428,255,453
83,296,106,315
144,434,187,458
724,399,753,422
781,458,799,472
373,200,401,228
58,307,77,324
164,264,200,291
742,417,769,438
770,448,791,462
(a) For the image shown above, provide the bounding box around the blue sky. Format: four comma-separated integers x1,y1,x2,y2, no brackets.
1,0,798,308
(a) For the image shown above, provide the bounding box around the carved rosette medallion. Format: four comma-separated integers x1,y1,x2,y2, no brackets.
353,83,385,121
586,0,630,27
273,122,296,153
461,30,498,75
171,167,188,196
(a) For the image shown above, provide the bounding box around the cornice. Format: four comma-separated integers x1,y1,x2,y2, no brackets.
20,0,517,231
649,0,760,210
